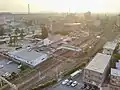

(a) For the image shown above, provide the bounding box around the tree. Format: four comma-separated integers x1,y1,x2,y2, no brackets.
41,25,48,39
9,36,13,46
0,26,4,36
13,29,18,46
20,29,24,40
15,28,19,35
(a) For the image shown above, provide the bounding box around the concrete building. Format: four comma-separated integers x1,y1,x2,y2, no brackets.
8,49,48,68
83,53,111,87
109,68,120,90
103,42,118,55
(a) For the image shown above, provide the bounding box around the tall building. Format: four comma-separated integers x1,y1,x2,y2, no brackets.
83,53,111,88
116,15,120,27
28,4,30,14
84,11,91,20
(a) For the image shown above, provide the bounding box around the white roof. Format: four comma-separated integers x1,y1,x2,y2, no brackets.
103,42,117,50
85,53,111,73
8,49,48,67
111,68,120,76
58,45,82,52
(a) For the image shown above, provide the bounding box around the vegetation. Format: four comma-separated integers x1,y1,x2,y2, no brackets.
63,62,86,77
8,36,13,46
113,54,120,59
20,65,29,71
41,25,48,39
32,79,57,90
19,29,24,40
0,26,4,36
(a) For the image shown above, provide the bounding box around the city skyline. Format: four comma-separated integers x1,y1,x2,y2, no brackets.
0,0,120,13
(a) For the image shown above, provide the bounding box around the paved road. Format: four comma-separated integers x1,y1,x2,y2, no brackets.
45,73,84,90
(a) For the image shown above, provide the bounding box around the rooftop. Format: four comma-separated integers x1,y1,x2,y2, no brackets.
103,42,117,50
58,44,82,52
85,53,111,73
111,68,120,76
0,57,19,76
8,49,48,67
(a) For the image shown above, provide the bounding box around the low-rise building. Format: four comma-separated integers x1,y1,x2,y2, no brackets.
102,42,118,55
83,53,111,87
8,49,48,68
109,68,120,90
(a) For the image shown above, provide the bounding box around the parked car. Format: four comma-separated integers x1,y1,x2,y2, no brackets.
86,85,91,90
17,65,22,69
81,83,87,89
66,80,73,86
0,65,4,68
71,81,78,87
15,46,22,50
7,61,13,64
62,79,69,85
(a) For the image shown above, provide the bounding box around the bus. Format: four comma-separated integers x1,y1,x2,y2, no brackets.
70,69,82,78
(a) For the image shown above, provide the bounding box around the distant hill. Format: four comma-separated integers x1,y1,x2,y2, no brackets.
0,12,12,15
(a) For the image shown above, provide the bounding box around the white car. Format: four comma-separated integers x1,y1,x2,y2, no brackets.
71,81,78,87
62,79,69,85
7,61,13,64
0,65,4,69
17,65,22,69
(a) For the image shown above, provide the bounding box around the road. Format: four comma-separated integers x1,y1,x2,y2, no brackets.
45,73,84,90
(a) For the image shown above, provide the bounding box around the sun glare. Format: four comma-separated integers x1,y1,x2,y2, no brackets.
24,0,118,13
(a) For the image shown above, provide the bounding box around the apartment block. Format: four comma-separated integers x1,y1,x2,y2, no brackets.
83,53,111,87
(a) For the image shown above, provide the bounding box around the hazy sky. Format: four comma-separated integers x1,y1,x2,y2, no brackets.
0,0,120,13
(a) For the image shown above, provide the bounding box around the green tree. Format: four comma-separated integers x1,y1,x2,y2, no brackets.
16,28,20,33
0,26,4,36
20,29,24,40
13,29,18,46
9,36,13,46
41,25,48,39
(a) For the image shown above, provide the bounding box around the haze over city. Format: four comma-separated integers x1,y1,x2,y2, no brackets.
0,0,120,13
1,0,120,90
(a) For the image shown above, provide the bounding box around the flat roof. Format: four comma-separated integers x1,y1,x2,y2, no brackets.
58,45,82,52
8,49,48,67
0,58,19,76
103,42,117,50
85,53,111,73
111,68,120,76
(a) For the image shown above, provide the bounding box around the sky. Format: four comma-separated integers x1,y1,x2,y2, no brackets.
0,0,120,13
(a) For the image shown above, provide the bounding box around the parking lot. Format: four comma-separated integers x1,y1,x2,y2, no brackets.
46,72,99,90
46,73,84,90
0,57,20,76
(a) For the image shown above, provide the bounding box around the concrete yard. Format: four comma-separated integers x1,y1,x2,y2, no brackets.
0,57,20,76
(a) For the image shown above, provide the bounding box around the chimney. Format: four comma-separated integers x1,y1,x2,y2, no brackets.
28,4,30,14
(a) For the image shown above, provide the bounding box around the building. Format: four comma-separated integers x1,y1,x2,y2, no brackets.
83,53,111,87
109,68,120,90
0,16,6,25
8,49,48,68
84,11,91,20
103,42,118,55
116,15,120,27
